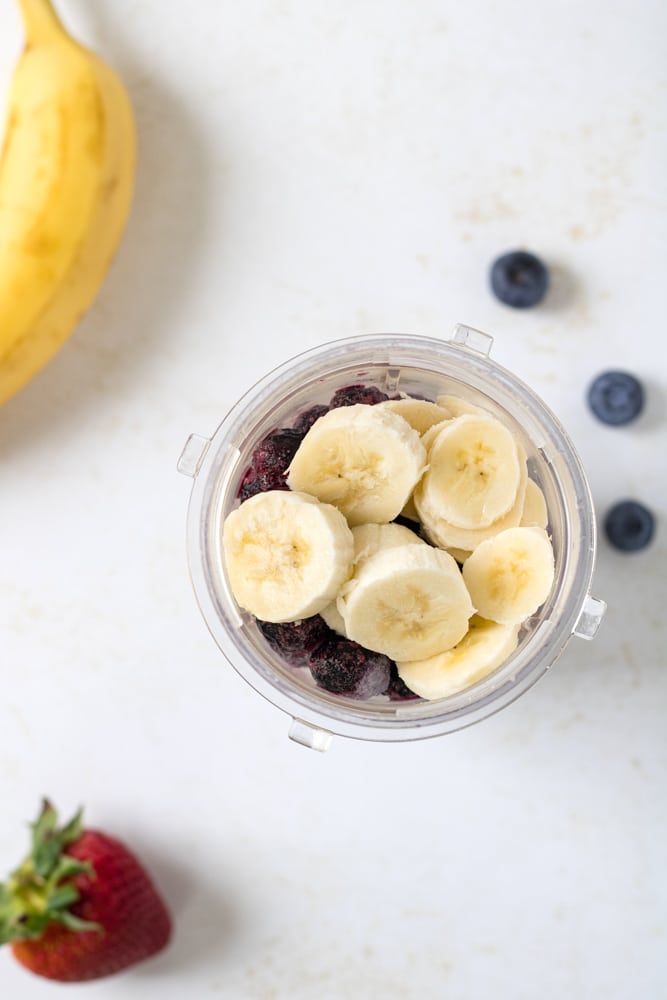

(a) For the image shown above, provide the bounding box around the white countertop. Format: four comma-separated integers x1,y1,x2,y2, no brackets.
1,1,665,997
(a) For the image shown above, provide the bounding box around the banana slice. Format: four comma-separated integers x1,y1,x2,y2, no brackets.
337,543,474,661
377,398,452,434
445,546,473,564
287,404,426,527
418,414,521,530
321,522,425,637
521,478,549,529
435,393,489,417
222,490,354,623
397,616,520,700
420,419,455,451
462,526,555,625
414,443,528,550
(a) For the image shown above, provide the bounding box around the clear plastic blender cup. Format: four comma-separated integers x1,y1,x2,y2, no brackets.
177,325,605,751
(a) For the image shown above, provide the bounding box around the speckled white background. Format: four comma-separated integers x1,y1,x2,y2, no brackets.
1,1,666,997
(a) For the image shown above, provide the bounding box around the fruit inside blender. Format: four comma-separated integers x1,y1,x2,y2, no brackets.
219,371,556,706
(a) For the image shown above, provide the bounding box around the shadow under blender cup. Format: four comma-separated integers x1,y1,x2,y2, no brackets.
178,325,606,750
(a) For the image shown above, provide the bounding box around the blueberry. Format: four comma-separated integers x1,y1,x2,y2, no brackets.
329,384,389,408
237,469,290,502
490,250,549,308
587,371,644,426
604,500,655,552
292,404,329,433
257,615,333,664
309,638,392,698
385,663,420,701
252,428,304,474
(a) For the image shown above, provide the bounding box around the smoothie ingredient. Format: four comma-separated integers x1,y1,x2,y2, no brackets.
0,801,170,982
415,413,522,530
257,615,332,663
604,499,655,552
520,478,549,529
435,393,488,418
462,526,555,625
489,250,549,308
386,663,420,701
337,544,474,661
0,0,135,407
293,404,330,433
286,404,427,526
414,442,528,551
309,638,392,698
587,370,645,426
329,384,389,407
397,615,520,700
222,490,354,622
238,429,304,501
376,397,452,434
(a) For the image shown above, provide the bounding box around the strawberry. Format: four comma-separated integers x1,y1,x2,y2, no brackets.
0,800,172,982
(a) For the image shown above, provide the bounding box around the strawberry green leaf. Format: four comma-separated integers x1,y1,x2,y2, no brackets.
57,911,102,934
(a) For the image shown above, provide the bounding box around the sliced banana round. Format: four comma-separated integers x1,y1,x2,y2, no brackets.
286,404,426,527
337,543,474,661
435,393,490,418
377,398,452,434
418,413,521,530
222,490,354,623
321,522,425,638
414,443,528,551
421,418,455,452
520,478,549,529
397,616,520,700
462,526,555,626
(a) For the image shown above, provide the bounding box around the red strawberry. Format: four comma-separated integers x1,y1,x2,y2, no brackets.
0,800,172,982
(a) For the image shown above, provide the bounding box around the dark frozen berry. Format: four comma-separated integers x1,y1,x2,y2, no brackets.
237,469,289,502
309,638,392,698
329,384,389,408
587,371,644,426
252,428,304,474
490,250,549,308
604,500,655,552
293,404,329,433
386,663,420,701
257,615,333,664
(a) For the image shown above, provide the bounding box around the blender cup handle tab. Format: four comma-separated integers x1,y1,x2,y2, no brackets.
572,595,607,640
177,434,211,478
288,718,333,752
450,324,494,357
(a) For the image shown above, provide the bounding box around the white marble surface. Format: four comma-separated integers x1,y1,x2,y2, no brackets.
1,1,666,997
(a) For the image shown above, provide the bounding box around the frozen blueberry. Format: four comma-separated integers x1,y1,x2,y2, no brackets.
386,663,420,701
293,404,329,433
490,250,549,308
309,638,392,698
252,428,304,474
587,371,644,426
257,615,333,664
237,468,291,502
329,384,389,408
604,500,655,552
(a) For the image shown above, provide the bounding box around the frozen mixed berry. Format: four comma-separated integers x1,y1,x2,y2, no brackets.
587,371,644,426
329,384,389,408
257,615,333,664
309,638,392,699
293,404,329,433
386,663,419,701
238,468,290,502
490,250,549,308
604,500,655,552
252,428,304,474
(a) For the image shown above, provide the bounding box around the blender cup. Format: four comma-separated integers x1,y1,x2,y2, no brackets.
178,325,605,750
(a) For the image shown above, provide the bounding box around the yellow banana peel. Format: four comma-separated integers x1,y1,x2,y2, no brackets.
0,0,136,406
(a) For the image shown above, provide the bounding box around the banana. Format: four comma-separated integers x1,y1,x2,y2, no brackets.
520,478,549,529
396,615,520,700
337,543,474,661
462,526,555,625
286,404,427,526
376,398,452,434
414,443,528,551
320,521,425,636
0,0,135,406
435,393,489,418
418,413,521,530
222,490,354,623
